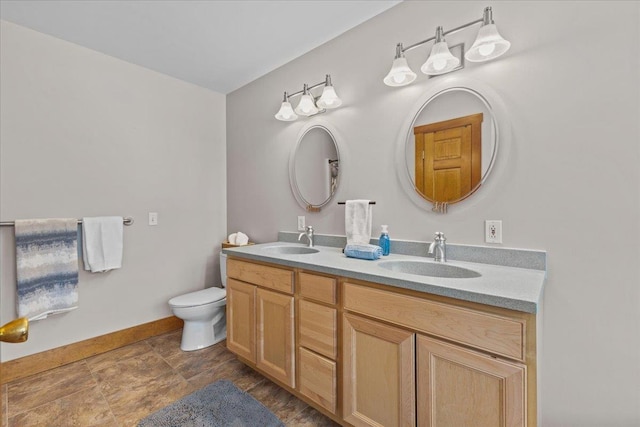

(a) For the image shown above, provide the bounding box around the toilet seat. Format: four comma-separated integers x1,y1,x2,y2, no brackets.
169,287,226,308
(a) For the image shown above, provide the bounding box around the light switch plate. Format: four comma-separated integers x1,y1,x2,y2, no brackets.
149,212,158,226
297,216,305,231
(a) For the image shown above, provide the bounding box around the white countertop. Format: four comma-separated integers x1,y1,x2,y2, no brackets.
223,242,545,314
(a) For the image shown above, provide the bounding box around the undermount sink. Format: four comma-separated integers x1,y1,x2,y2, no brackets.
378,260,481,279
261,245,320,255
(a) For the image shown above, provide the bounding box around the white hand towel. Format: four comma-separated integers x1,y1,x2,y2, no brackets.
82,216,123,273
235,232,249,246
345,200,372,245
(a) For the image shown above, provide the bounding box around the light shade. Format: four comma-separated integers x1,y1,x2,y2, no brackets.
295,94,319,116
465,23,511,62
421,41,460,75
421,26,460,76
317,85,342,109
275,100,298,121
383,57,417,87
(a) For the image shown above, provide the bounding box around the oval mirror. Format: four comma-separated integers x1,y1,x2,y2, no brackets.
289,124,340,211
400,84,499,213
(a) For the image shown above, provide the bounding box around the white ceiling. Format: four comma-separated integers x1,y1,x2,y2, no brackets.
0,0,400,94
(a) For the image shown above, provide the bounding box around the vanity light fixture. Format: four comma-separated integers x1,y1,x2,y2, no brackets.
384,6,510,86
275,75,342,121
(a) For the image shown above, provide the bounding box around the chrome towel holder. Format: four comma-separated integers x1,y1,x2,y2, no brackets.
0,216,134,227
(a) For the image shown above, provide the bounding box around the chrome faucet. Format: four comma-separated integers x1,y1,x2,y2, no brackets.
428,232,447,262
298,225,314,248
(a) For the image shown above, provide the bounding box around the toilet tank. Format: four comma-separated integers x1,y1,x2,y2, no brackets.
219,252,227,287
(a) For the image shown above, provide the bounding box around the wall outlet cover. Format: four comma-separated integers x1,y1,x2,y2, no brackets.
297,216,305,231
485,220,502,243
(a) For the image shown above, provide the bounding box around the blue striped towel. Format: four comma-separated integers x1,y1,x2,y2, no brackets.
15,218,79,321
344,244,382,260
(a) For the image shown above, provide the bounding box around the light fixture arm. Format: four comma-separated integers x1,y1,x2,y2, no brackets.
402,14,486,54
286,76,331,100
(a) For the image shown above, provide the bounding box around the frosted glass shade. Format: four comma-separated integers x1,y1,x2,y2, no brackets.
465,24,511,62
317,85,342,109
421,41,460,75
383,57,417,87
295,94,319,116
275,101,298,121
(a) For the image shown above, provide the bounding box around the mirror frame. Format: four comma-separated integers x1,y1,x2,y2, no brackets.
395,77,510,213
289,122,342,211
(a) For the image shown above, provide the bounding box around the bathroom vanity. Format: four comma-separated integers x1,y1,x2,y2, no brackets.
224,240,544,427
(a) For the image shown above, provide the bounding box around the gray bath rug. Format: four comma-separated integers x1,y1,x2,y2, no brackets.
137,379,284,427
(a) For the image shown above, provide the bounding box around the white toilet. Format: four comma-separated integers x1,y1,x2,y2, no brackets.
169,252,228,351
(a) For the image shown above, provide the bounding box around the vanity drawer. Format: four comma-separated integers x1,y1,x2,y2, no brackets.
299,272,337,305
298,347,337,414
343,282,525,361
299,300,337,359
227,258,293,294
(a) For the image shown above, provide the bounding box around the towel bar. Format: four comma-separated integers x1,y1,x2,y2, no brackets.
337,201,376,205
0,217,134,227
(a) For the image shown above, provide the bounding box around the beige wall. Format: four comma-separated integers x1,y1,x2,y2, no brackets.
227,1,640,425
0,21,227,361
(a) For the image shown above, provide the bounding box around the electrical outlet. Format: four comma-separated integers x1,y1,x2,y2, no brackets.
485,220,502,243
297,216,305,231
149,212,158,226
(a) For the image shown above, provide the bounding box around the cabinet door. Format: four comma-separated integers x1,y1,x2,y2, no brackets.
299,299,337,359
417,335,526,427
299,347,337,414
226,278,256,362
343,313,416,427
256,288,295,387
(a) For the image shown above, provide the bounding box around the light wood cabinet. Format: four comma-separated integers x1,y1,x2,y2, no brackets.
342,313,416,427
227,258,293,294
256,287,295,387
343,282,530,427
226,278,256,362
226,259,295,388
299,347,337,414
417,335,525,427
297,271,339,416
343,281,525,361
227,257,537,427
299,271,337,305
299,299,337,359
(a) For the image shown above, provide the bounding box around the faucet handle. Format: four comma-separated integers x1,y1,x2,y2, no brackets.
306,225,313,233
434,231,446,241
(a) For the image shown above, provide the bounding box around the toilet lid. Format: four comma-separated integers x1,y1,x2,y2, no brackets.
169,287,226,307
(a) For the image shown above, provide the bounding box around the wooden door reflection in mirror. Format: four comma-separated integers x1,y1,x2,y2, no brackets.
414,113,483,203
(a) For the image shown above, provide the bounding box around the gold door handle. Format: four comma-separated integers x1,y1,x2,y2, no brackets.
0,318,29,343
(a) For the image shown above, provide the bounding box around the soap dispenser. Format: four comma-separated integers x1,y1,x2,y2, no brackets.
379,225,390,256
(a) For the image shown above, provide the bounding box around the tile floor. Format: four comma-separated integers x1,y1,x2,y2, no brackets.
2,330,339,427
